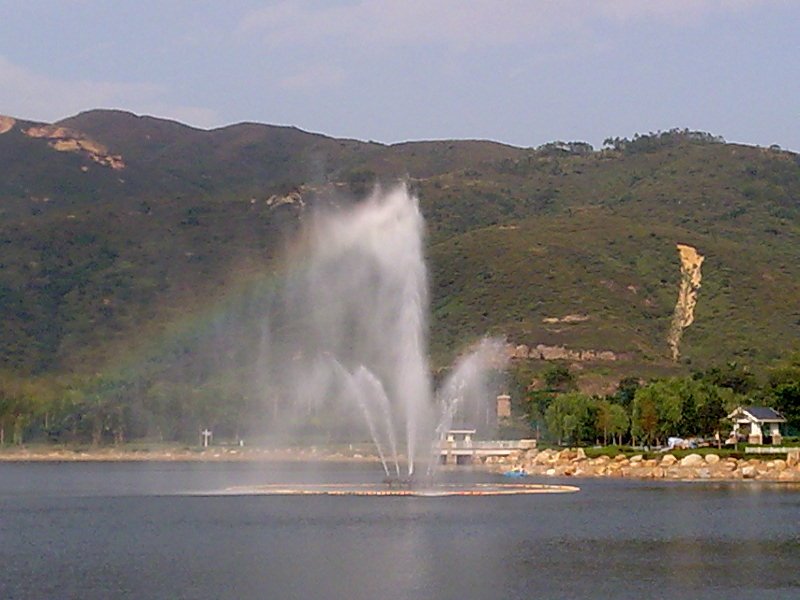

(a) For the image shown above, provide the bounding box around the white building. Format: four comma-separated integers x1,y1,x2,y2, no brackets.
727,406,786,445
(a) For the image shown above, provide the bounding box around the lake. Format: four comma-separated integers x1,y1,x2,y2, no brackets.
1,461,798,599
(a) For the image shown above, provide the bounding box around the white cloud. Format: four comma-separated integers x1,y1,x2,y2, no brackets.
239,1,562,48
239,0,781,49
0,55,218,127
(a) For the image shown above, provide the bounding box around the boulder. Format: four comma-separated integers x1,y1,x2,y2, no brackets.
704,453,720,465
514,344,530,359
787,451,799,467
680,453,705,467
574,448,587,461
660,454,677,466
558,449,577,461
741,465,757,479
560,465,576,476
629,454,643,463
666,468,684,479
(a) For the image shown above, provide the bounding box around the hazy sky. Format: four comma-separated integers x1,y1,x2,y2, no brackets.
1,0,797,150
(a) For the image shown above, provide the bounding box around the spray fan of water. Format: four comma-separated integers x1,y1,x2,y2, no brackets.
255,186,507,479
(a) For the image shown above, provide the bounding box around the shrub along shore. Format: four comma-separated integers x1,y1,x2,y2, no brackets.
488,447,800,482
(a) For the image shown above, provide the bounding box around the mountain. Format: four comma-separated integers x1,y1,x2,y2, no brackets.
1,110,799,395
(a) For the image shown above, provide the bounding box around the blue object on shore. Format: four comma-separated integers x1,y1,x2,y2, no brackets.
503,469,528,478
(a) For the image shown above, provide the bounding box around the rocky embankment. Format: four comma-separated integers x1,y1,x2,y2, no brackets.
489,448,800,482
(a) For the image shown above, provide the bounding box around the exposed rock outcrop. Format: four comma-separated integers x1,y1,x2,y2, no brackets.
0,115,15,135
542,314,590,324
507,343,619,362
265,191,305,209
668,243,704,361
23,125,125,169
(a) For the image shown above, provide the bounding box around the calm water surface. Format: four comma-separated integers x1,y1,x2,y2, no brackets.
1,461,798,599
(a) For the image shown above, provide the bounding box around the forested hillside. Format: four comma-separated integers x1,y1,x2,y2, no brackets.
1,110,798,443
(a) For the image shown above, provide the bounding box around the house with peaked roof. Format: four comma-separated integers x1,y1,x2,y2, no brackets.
727,406,786,445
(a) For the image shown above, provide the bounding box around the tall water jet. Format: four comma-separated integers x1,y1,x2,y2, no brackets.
256,185,505,477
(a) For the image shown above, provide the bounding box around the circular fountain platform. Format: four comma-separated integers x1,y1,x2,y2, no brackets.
217,483,580,497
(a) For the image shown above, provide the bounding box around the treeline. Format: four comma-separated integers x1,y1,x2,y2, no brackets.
524,129,724,160
0,370,257,446
522,357,800,447
1,356,799,448
603,128,724,154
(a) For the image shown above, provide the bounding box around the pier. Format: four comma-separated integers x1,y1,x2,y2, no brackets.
439,430,536,465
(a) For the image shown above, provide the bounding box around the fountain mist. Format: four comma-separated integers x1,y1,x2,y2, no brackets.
256,186,506,477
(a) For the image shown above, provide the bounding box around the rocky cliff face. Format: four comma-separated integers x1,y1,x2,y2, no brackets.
668,243,704,361
23,124,125,169
507,343,620,362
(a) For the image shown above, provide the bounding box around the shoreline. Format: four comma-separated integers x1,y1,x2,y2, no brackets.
489,447,800,483
0,446,380,463
3,445,800,483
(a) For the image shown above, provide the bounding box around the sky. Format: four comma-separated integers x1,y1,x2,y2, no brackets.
0,0,798,150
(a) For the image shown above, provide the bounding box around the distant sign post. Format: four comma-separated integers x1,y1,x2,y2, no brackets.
201,429,213,448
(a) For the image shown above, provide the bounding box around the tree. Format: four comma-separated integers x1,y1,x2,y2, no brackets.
632,377,730,444
525,389,554,440
692,381,729,436
545,392,594,445
595,399,630,446
615,377,640,410
541,365,577,393
765,355,800,433
608,404,629,445
595,399,614,446
694,362,756,395
631,380,681,445
64,375,136,445
631,388,659,445
0,372,53,445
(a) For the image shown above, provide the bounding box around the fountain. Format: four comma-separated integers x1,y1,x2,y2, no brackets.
245,185,577,496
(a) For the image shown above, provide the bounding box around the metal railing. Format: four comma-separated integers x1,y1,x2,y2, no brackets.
744,446,796,455
440,440,532,450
